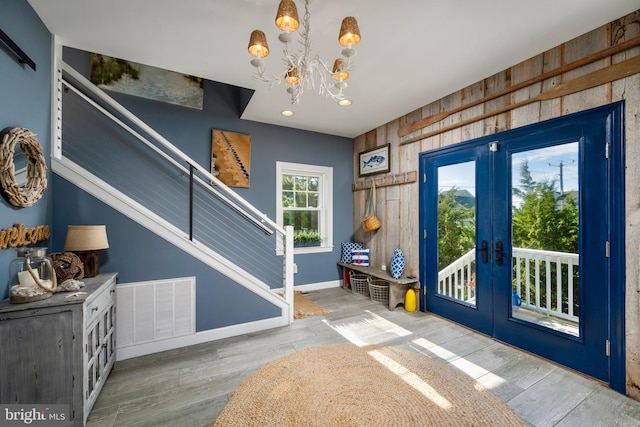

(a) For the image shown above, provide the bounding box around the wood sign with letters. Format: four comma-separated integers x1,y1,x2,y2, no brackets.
0,223,50,250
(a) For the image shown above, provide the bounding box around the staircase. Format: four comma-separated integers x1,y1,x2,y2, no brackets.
52,60,294,333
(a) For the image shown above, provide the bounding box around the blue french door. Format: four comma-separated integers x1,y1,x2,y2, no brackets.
419,102,625,391
420,145,493,335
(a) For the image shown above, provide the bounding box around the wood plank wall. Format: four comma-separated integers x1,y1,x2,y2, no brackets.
351,10,640,399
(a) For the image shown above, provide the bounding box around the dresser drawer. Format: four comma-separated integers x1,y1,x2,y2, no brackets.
85,277,115,325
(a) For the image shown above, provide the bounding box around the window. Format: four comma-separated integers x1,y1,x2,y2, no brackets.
276,162,333,254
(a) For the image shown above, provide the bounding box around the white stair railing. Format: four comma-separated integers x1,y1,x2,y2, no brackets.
53,59,294,323
60,61,282,237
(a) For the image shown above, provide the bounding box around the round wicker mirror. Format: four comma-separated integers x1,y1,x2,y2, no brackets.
0,127,47,207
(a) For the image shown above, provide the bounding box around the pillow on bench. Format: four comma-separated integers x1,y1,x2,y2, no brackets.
341,242,363,263
351,248,370,267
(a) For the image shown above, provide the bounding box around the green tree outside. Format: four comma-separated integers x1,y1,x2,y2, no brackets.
436,159,579,316
437,187,476,271
511,160,579,315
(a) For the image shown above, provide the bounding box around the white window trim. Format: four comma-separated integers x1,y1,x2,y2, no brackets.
276,161,333,255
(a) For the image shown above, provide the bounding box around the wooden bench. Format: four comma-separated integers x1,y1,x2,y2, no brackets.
338,262,419,311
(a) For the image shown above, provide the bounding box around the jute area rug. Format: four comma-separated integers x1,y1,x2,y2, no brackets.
214,343,526,427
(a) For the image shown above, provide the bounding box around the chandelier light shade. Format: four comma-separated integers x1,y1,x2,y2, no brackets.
247,0,362,105
248,30,270,58
338,16,361,47
285,67,300,85
332,58,349,81
275,0,300,32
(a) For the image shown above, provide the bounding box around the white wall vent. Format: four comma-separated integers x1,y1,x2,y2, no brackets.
116,277,195,349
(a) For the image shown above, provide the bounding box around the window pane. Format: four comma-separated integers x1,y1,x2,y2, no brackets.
282,210,295,227
283,210,319,231
300,211,319,232
295,176,307,191
282,175,294,191
437,161,476,306
308,177,319,192
308,192,318,207
295,192,307,207
511,142,580,337
282,191,294,207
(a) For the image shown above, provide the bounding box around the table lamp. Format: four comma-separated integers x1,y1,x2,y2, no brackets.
64,225,109,278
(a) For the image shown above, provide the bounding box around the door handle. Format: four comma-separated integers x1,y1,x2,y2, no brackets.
480,240,489,264
495,241,503,266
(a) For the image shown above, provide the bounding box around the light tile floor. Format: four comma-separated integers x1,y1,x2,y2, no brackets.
88,287,640,426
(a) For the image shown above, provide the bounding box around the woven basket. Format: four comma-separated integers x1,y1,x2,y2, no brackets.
362,214,381,232
349,272,370,297
369,279,389,305
362,180,381,232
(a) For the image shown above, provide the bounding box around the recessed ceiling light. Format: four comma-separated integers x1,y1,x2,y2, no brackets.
281,110,294,117
338,99,352,107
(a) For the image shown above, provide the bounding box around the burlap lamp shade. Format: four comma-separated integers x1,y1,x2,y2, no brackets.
64,225,109,278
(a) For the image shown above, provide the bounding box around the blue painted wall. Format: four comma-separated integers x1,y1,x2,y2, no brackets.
49,48,354,329
51,175,281,330
0,0,353,330
0,0,52,299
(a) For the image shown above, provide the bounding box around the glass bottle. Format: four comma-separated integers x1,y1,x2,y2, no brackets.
9,247,56,303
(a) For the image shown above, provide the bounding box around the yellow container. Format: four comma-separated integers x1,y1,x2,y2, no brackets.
404,288,417,312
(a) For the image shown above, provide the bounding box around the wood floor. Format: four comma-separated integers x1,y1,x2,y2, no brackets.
88,287,640,427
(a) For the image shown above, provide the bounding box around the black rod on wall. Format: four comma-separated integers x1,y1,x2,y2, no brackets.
189,163,194,241
0,28,36,71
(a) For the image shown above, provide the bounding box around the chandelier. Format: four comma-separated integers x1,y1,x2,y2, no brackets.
247,0,361,106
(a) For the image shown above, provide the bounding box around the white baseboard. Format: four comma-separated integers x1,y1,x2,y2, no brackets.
116,315,289,360
116,280,340,361
294,279,341,292
271,279,342,294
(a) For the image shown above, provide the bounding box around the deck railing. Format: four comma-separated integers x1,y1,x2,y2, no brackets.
437,247,579,323
438,248,476,304
512,247,579,323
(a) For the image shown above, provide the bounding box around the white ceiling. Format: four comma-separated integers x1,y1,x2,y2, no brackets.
28,0,639,138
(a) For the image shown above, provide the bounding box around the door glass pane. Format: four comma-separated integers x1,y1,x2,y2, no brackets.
511,142,579,337
437,161,476,306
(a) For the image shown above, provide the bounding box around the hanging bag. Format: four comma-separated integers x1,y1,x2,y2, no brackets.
362,180,381,232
